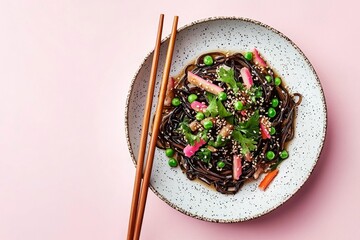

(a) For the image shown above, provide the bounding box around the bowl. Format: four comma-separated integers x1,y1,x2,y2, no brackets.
125,17,327,222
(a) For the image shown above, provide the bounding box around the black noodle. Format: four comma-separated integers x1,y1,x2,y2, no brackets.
157,52,302,194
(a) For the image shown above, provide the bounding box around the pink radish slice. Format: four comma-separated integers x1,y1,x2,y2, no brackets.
164,77,175,106
183,139,206,157
240,67,253,89
253,48,267,67
260,122,271,139
233,155,242,180
190,101,207,112
187,71,224,95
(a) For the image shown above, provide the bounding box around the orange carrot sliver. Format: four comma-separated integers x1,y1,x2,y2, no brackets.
259,169,279,191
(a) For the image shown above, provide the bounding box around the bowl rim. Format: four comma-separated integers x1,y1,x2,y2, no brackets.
124,16,328,223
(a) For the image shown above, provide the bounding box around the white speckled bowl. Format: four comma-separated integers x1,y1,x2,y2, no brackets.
125,17,327,222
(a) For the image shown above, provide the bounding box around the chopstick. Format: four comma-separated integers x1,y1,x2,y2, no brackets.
126,14,164,240
127,15,179,240
132,16,178,240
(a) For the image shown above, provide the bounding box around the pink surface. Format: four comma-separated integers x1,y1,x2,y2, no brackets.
0,1,359,239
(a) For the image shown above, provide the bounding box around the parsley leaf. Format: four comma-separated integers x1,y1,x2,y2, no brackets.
208,135,228,148
217,100,232,117
248,86,263,103
204,93,218,117
232,130,257,154
236,81,245,91
204,93,233,118
225,115,236,125
217,66,238,92
178,119,209,146
197,129,209,142
178,118,191,133
236,110,260,139
196,148,211,163
178,118,198,145
232,111,260,154
184,132,198,146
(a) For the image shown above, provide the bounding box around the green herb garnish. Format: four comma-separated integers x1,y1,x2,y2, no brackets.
232,130,257,154
178,119,208,145
196,148,211,163
217,100,232,117
197,129,209,142
248,86,263,103
178,118,198,145
208,135,228,148
184,132,198,146
232,111,260,154
225,115,235,125
204,93,218,117
236,110,260,139
178,118,191,133
204,93,232,118
217,66,238,92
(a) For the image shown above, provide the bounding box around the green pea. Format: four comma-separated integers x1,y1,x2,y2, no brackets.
266,151,275,160
265,75,272,83
274,77,282,86
195,112,205,121
280,150,289,159
244,52,253,61
188,94,198,103
217,161,225,168
203,55,214,66
203,120,213,129
270,127,276,135
234,101,244,111
268,107,276,118
271,98,279,108
171,97,181,107
165,148,174,157
218,92,227,101
168,158,178,167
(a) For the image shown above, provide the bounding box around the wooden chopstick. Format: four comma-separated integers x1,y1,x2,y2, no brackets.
127,14,164,240
132,16,179,240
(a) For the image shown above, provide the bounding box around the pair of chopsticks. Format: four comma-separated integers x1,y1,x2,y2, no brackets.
127,14,178,240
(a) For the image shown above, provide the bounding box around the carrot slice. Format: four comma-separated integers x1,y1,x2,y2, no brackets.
259,169,279,191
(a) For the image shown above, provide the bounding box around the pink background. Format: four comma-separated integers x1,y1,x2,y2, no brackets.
0,0,359,239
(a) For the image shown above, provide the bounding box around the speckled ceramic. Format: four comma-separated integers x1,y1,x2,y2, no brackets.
125,17,327,222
